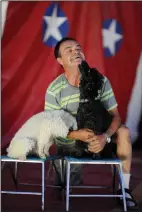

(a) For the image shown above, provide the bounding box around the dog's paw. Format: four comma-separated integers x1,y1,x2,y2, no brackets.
19,156,27,160
45,151,50,157
39,155,46,159
6,147,9,152
7,153,27,160
39,153,46,159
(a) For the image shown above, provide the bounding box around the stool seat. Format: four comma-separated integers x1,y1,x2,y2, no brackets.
1,155,59,162
65,156,121,164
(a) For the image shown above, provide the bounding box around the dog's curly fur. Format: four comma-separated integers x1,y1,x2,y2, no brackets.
7,110,77,160
76,61,113,158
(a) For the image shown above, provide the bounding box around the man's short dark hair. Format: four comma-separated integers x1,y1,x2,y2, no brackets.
54,37,77,59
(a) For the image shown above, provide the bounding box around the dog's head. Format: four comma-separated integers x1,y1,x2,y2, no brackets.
78,60,91,78
60,110,77,131
78,61,104,100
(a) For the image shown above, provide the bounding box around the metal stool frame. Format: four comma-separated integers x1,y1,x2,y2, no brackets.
65,156,127,212
1,155,61,210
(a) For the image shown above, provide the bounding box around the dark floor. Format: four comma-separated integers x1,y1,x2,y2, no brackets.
1,149,142,212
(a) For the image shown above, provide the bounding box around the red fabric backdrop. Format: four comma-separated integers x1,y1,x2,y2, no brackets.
2,1,142,150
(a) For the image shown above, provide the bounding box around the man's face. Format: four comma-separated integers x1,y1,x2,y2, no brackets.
57,40,85,68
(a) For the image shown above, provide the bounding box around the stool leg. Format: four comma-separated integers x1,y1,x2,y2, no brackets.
66,161,70,212
52,160,63,186
42,162,45,211
112,165,116,195
15,162,18,179
1,161,6,171
60,158,65,186
45,161,52,188
119,163,127,211
15,162,18,188
9,162,19,189
60,158,66,200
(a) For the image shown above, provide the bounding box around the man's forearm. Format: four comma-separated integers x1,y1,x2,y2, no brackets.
67,129,94,141
106,115,121,137
67,130,79,140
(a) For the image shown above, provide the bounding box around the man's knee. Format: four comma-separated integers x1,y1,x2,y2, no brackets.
117,126,130,137
116,126,132,146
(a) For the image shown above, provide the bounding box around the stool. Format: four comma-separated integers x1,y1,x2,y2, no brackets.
65,156,127,211
1,155,60,210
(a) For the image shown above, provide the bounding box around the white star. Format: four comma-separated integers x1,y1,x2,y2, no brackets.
102,20,123,55
43,5,67,42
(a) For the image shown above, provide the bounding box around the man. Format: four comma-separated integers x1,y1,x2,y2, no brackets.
44,37,137,209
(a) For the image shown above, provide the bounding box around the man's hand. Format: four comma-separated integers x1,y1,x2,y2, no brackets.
86,134,107,153
67,128,94,142
77,129,95,141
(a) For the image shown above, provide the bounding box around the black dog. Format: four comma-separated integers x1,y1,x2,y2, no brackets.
76,61,114,159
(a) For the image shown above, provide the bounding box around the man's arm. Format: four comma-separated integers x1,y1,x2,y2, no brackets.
67,129,94,142
105,106,121,137
100,76,121,136
87,107,121,153
87,77,121,153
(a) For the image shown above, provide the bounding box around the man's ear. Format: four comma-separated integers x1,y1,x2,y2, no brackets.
57,57,63,66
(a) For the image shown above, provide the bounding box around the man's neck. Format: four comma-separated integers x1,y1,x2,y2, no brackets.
64,68,80,87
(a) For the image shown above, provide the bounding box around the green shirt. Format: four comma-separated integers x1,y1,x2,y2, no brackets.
45,73,118,114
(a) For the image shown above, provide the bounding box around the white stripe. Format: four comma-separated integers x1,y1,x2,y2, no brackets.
1,1,9,37
125,52,142,143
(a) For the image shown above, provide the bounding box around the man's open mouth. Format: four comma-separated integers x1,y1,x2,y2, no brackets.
73,56,81,60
